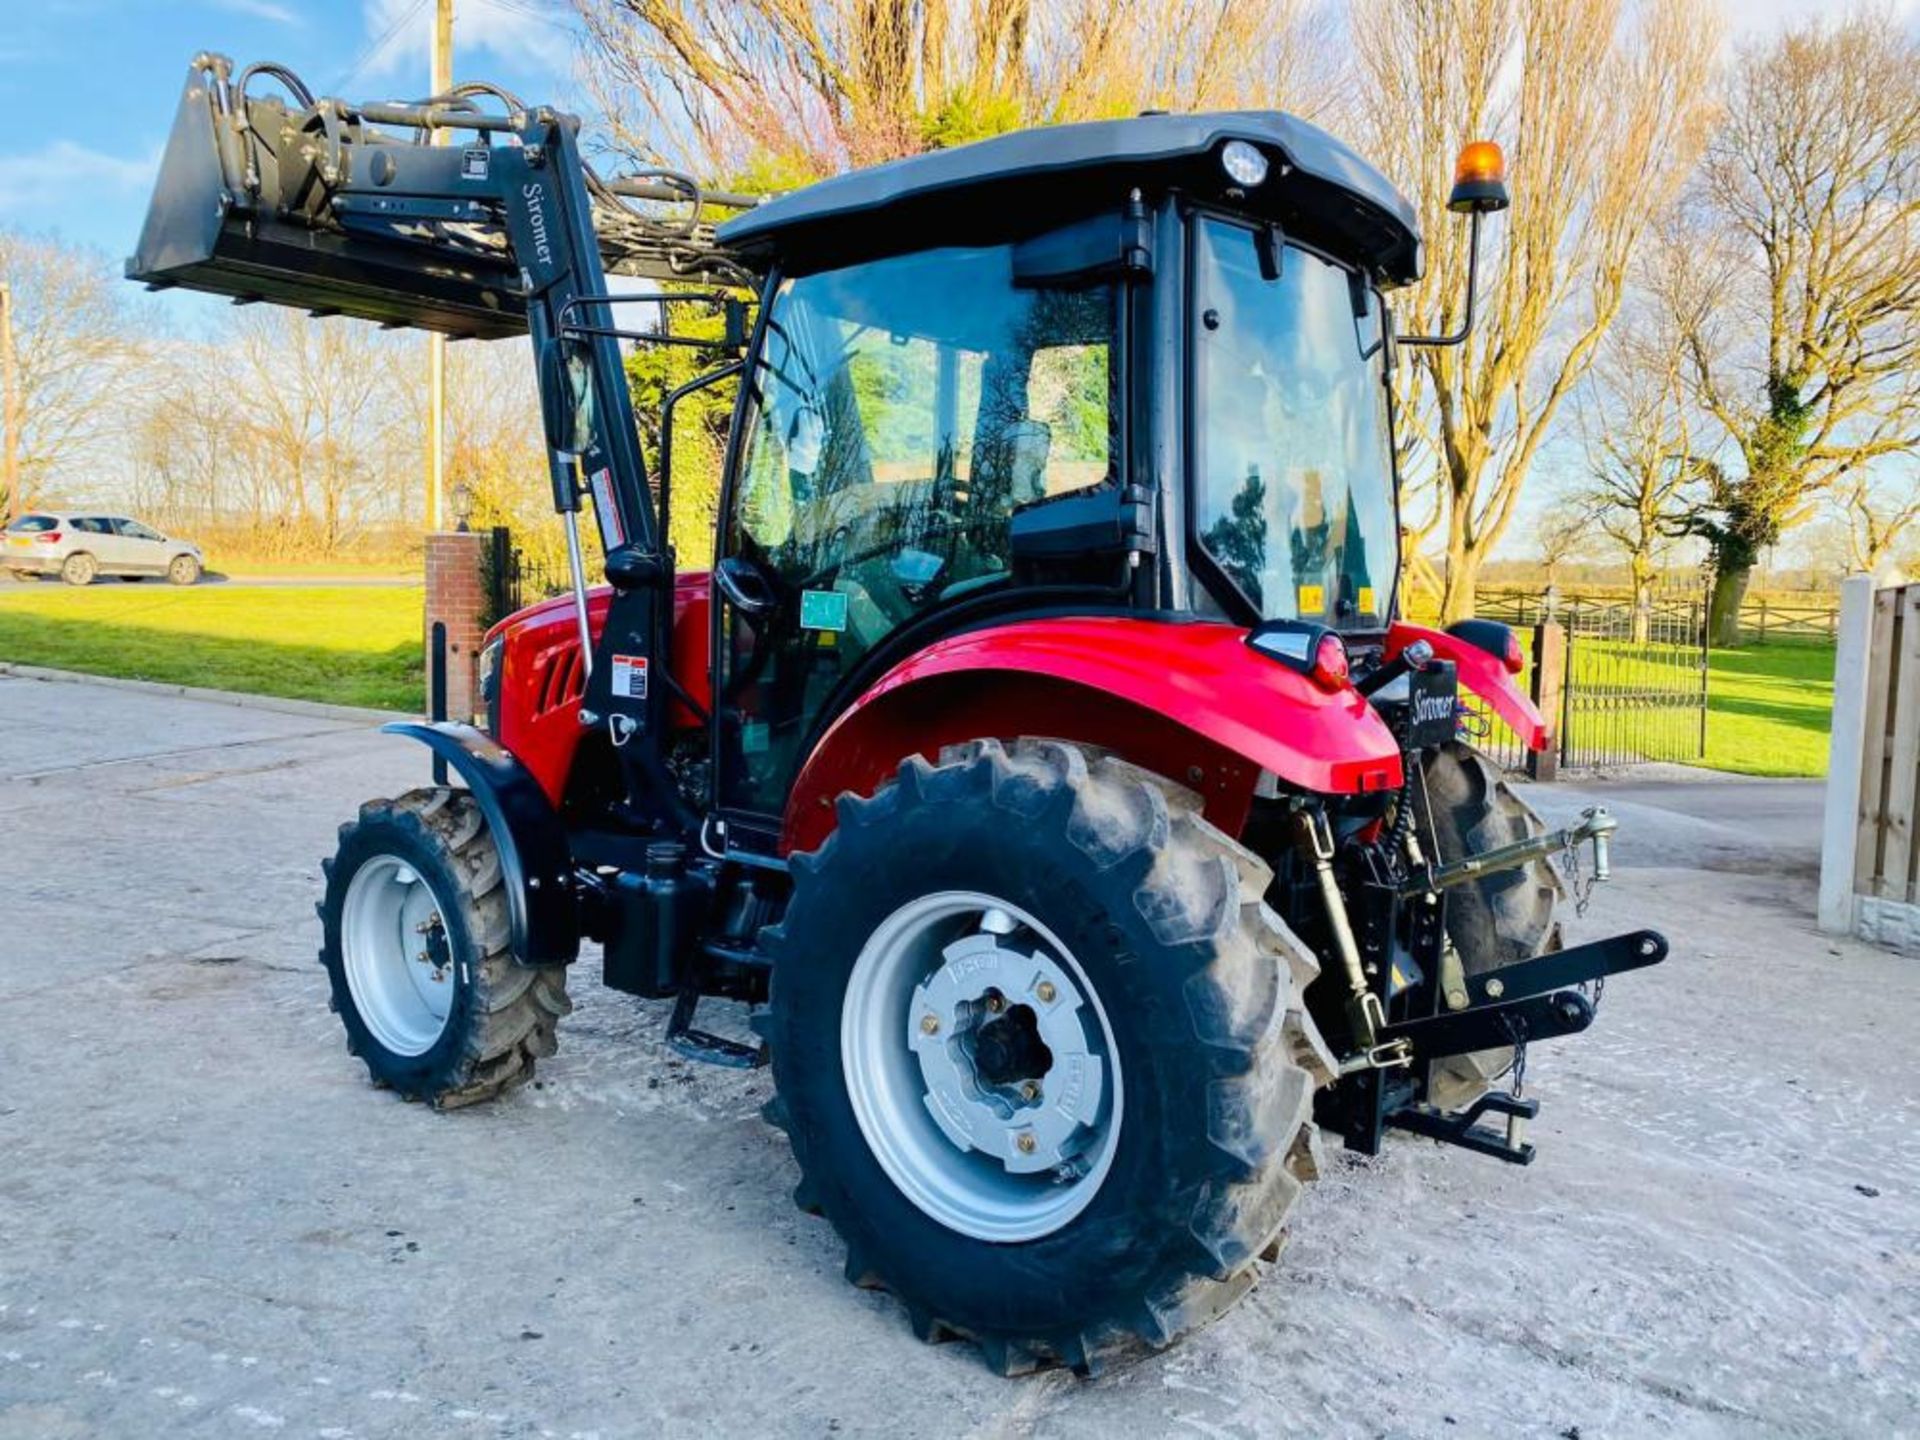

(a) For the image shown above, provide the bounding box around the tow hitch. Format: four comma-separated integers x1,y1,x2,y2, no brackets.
1406,805,1617,897
1318,787,1669,1165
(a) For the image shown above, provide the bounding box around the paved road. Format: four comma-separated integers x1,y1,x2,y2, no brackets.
1,674,1913,1439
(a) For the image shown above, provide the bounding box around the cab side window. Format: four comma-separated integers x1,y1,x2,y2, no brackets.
719,244,1118,816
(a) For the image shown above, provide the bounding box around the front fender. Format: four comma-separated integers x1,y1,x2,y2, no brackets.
1385,622,1549,751
784,617,1404,853
382,722,579,966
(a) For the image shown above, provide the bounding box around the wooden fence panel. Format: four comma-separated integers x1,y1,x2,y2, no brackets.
1877,587,1920,901
1856,584,1919,904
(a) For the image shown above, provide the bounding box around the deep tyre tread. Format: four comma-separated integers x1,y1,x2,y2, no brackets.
763,738,1331,1374
1421,743,1563,1108
318,787,569,1107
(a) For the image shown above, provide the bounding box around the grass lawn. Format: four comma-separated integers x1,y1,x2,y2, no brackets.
0,582,422,712
215,560,416,580
1551,639,1834,777
0,579,1836,776
1702,643,1834,778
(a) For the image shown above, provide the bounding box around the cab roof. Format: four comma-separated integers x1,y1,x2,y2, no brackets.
717,110,1423,286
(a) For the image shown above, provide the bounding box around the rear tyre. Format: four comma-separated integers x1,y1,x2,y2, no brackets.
61,553,97,586
1421,742,1563,1109
167,555,201,586
318,787,570,1107
762,739,1334,1374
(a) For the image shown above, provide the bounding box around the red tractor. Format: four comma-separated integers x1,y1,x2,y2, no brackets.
132,56,1664,1373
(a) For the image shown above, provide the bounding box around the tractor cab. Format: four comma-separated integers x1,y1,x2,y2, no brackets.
685,114,1427,833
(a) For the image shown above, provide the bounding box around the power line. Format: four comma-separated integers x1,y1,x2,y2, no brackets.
474,0,575,35
329,0,430,96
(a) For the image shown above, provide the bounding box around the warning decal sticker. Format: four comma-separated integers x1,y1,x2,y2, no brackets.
588,467,627,550
610,654,649,700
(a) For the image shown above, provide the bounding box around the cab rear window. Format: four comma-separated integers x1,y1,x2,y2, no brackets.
5,515,57,533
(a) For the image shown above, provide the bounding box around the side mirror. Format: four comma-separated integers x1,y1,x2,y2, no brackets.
539,335,598,457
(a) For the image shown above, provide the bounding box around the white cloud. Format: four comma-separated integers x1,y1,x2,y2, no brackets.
352,0,574,87
209,0,304,25
0,140,160,214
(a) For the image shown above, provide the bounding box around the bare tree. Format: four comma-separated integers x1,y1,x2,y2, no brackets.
131,353,236,527
1534,493,1599,593
214,310,414,555
1578,301,1698,630
1833,471,1920,580
1351,0,1719,621
1672,11,1920,643
0,230,146,515
573,0,1337,181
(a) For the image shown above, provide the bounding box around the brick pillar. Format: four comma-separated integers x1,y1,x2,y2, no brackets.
425,531,489,723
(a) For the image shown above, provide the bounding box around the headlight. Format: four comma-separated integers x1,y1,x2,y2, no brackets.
478,635,504,704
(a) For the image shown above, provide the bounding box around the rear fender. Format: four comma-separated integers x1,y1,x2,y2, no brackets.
1385,622,1549,751
783,617,1404,854
382,722,579,966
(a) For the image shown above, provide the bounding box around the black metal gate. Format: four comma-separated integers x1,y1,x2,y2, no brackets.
1470,584,1710,773
484,526,570,626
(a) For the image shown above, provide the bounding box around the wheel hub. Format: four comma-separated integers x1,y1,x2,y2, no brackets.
968,1004,1052,1091
907,932,1107,1175
340,856,455,1057
841,891,1122,1242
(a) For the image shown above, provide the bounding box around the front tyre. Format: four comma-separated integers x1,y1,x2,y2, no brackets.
762,739,1334,1374
318,788,569,1107
167,554,201,585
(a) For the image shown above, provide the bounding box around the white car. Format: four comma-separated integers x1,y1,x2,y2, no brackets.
3,512,204,586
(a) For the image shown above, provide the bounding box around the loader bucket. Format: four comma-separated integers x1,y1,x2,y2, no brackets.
126,57,527,340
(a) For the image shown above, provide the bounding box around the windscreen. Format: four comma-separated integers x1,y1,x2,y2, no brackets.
1192,215,1398,629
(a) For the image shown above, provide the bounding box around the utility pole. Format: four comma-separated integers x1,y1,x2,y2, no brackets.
0,279,18,521
425,0,454,531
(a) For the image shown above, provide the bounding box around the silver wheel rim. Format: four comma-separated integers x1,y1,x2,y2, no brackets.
841,891,1123,1243
341,855,457,1057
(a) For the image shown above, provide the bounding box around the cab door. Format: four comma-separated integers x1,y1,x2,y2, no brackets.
712,244,1119,831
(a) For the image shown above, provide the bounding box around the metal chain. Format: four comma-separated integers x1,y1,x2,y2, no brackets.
1564,829,1597,918
1561,836,1603,1013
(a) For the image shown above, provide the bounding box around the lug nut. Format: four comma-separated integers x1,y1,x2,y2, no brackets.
985,994,1004,1014
1015,1133,1037,1155
1020,1081,1041,1102
1034,981,1057,1004
919,1014,940,1036
1485,978,1505,999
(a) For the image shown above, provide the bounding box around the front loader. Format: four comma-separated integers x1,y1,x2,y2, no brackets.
129,54,1668,1374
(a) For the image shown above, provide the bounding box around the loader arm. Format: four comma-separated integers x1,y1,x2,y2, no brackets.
128,53,757,749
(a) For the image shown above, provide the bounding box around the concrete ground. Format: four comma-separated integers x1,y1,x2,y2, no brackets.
0,673,1913,1440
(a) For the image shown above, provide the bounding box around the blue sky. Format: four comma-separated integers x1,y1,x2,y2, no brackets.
0,0,582,260
0,0,1882,263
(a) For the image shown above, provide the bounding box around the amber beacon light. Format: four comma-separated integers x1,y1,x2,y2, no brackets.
1448,140,1510,214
